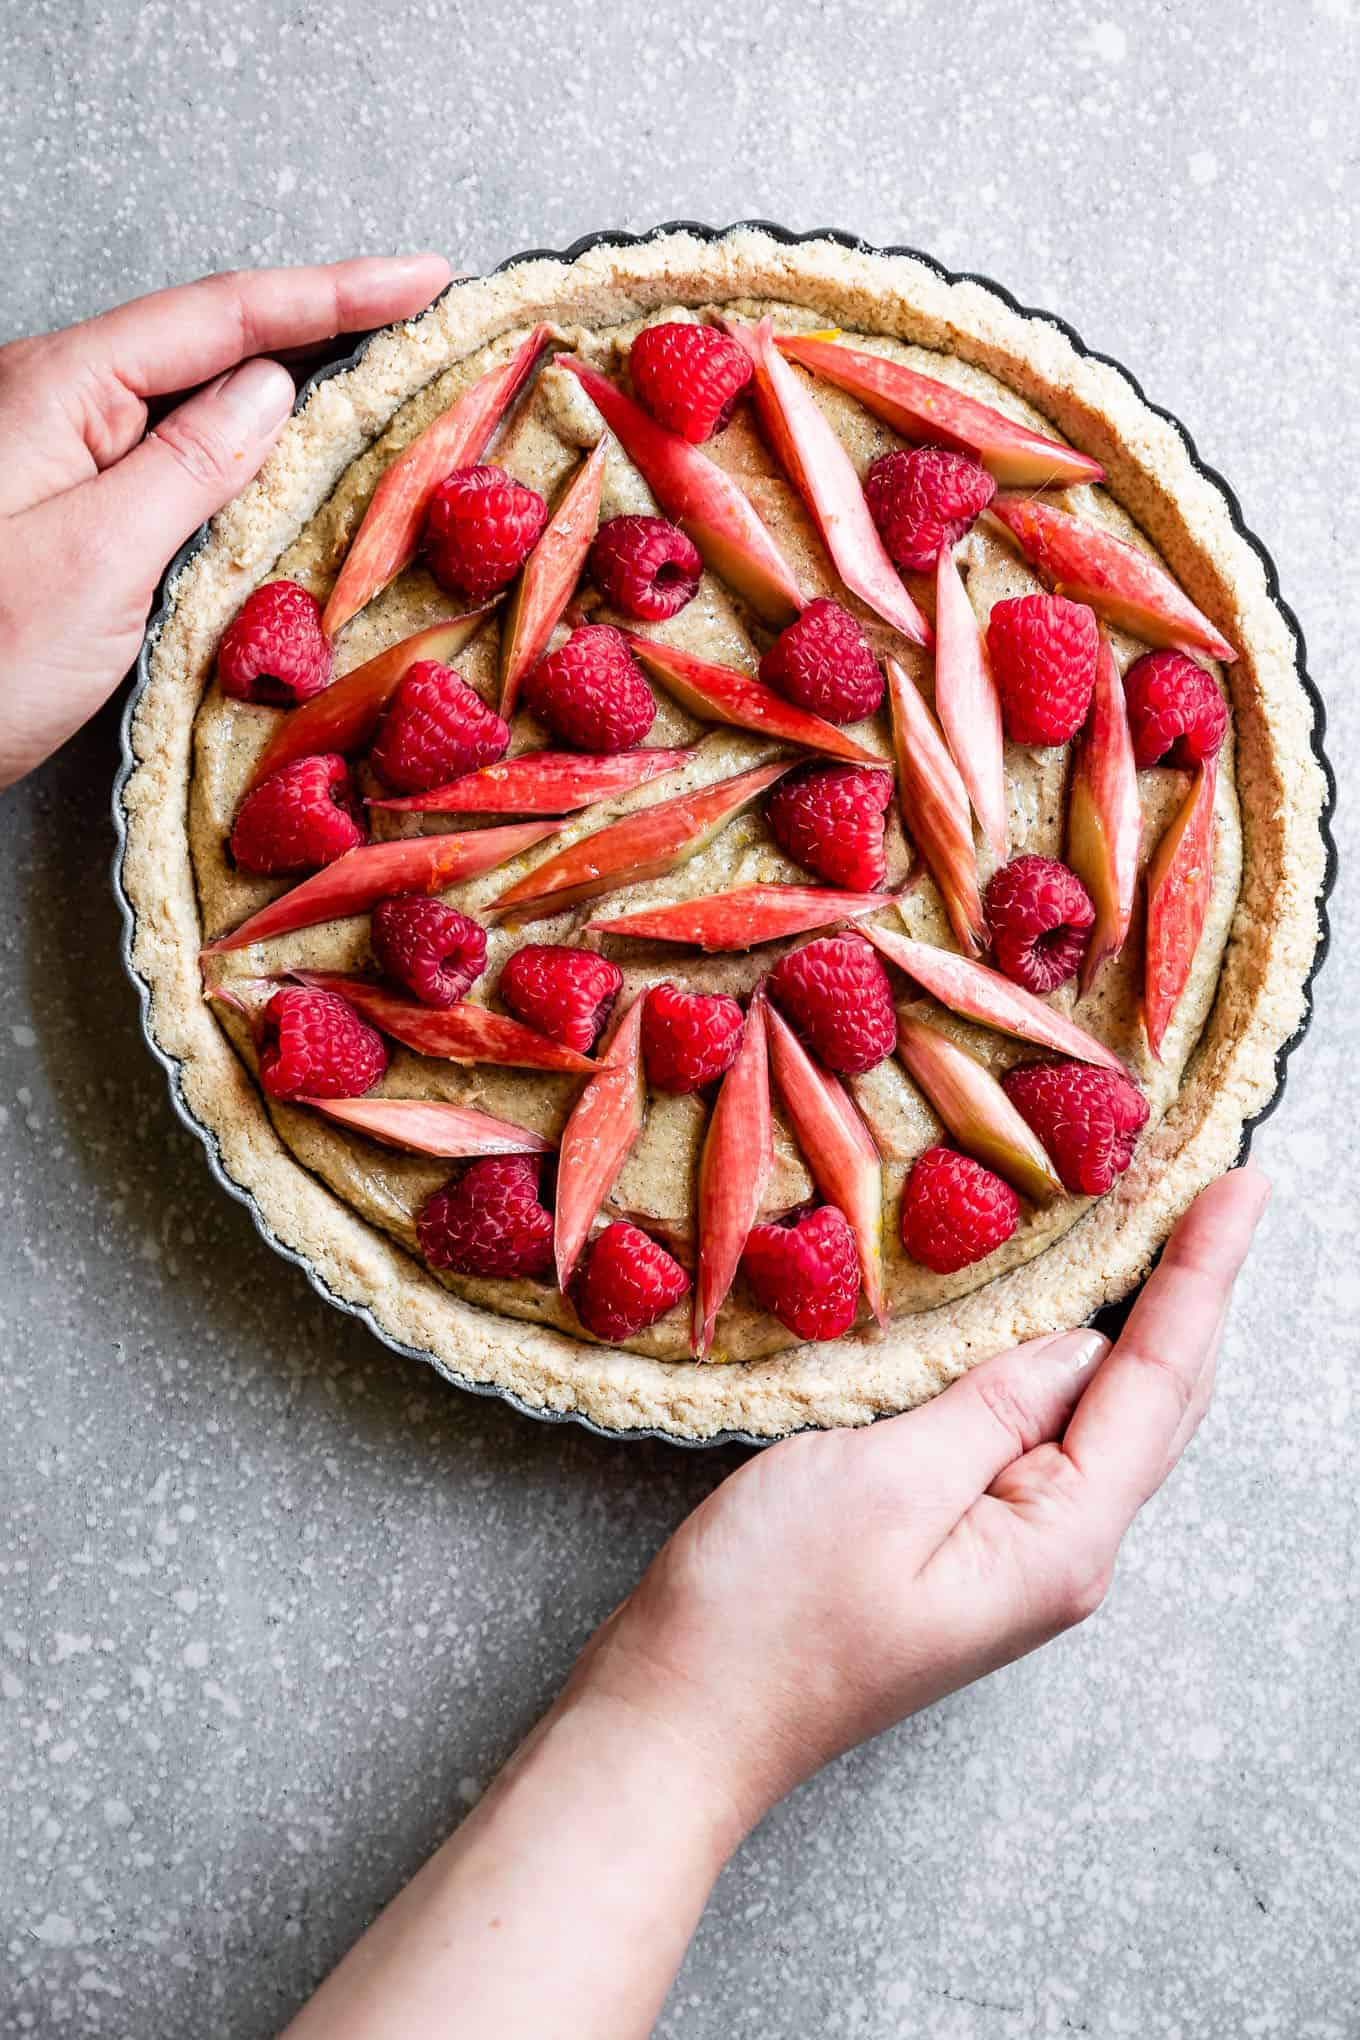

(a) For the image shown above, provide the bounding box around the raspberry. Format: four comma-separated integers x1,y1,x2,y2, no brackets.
417,1155,555,1278
370,899,487,1008
422,464,547,600
1124,650,1229,770
229,753,364,876
1001,1061,1149,1197
628,320,753,442
766,763,892,891
987,594,1099,745
573,1221,691,1340
767,933,897,1075
369,660,509,794
589,515,702,621
499,945,622,1054
522,625,656,753
758,598,884,725
256,986,386,1102
985,854,1095,995
642,983,745,1094
900,1146,1020,1273
216,580,332,707
741,1206,860,1342
864,448,996,574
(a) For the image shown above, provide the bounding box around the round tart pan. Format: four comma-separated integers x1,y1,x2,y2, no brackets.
112,221,1336,1448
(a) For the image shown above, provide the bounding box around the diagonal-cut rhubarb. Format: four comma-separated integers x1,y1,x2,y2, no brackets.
885,656,986,957
369,746,693,816
934,548,1007,859
589,883,895,951
556,355,804,625
896,1012,1062,1203
765,1003,885,1325
202,821,558,954
553,993,647,1287
1067,635,1142,994
487,760,792,922
725,317,932,649
246,609,495,793
321,324,552,637
1144,759,1217,1061
988,493,1236,663
301,1095,554,1156
776,333,1104,488
620,631,880,764
499,434,609,717
694,996,772,1358
289,972,595,1072
865,924,1124,1072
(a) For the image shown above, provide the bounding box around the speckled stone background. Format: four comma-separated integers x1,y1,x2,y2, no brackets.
1,1,1356,2033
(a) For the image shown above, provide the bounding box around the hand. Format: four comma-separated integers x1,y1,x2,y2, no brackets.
0,253,452,789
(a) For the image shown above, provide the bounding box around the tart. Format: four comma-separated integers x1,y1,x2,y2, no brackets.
119,227,1329,1441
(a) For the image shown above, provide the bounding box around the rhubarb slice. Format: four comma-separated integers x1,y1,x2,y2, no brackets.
776,333,1104,489
553,993,647,1286
369,746,692,815
203,822,557,954
499,435,609,717
322,324,552,637
1144,759,1217,1061
487,760,791,921
988,493,1236,663
303,1095,553,1156
1067,636,1142,993
290,973,594,1072
725,317,931,649
589,883,894,951
934,548,1007,859
896,1013,1062,1203
885,656,986,957
865,925,1124,1073
765,1003,886,1325
694,996,772,1358
621,632,879,764
556,356,803,624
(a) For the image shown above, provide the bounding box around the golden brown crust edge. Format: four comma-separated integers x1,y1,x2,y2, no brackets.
119,228,1328,1441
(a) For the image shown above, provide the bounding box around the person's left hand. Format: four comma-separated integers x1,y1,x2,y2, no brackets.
0,253,452,789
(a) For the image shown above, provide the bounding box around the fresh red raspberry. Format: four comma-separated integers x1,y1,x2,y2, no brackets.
987,594,1099,745
422,464,548,599
499,945,623,1054
417,1155,555,1278
758,598,884,725
370,899,487,1008
741,1205,860,1341
573,1221,691,1340
766,763,892,891
864,448,996,574
641,983,745,1094
985,854,1095,995
628,321,753,442
369,660,509,794
900,1146,1020,1273
521,625,656,752
767,933,897,1075
588,515,703,621
1000,1061,1149,1197
1124,650,1229,770
256,985,386,1102
230,753,364,876
216,580,332,707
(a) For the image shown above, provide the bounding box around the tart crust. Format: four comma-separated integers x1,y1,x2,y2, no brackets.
119,228,1328,1440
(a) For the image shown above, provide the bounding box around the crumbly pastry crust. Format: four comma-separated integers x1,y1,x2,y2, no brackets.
120,228,1327,1440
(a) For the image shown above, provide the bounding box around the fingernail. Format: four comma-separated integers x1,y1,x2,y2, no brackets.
216,357,294,434
1238,1158,1273,1214
1043,1328,1110,1384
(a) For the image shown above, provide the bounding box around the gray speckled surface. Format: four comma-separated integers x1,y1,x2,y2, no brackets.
1,1,1356,2032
